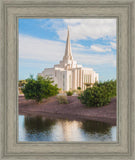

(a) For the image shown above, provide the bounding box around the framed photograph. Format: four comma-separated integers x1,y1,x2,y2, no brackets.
0,0,135,160
18,18,117,142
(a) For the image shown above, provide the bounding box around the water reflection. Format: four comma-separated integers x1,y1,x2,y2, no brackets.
57,120,83,141
81,120,111,134
19,115,116,142
24,116,56,133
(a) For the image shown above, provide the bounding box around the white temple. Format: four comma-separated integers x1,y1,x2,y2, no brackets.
38,27,99,91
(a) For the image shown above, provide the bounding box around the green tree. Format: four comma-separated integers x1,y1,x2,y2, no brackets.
22,75,59,102
18,80,27,87
93,80,116,98
78,80,116,107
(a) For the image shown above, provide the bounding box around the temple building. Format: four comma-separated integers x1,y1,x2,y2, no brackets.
38,27,99,91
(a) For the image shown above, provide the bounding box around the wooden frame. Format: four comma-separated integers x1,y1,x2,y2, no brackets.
0,0,135,159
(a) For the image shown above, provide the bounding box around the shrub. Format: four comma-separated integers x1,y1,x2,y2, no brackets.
94,80,116,98
78,80,116,107
22,75,59,103
18,80,27,87
57,95,68,104
77,87,81,90
66,91,73,96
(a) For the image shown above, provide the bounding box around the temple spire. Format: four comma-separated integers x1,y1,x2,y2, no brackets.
63,26,73,61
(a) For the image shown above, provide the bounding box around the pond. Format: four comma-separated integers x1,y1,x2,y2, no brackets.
19,115,117,142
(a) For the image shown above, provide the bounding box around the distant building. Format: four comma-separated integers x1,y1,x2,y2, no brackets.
38,27,99,91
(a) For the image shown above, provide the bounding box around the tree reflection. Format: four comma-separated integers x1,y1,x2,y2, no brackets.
81,120,111,134
24,116,56,134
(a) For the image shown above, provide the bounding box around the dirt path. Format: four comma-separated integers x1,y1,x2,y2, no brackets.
19,95,116,125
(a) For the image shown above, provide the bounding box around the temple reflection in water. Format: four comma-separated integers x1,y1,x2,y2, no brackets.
18,115,116,142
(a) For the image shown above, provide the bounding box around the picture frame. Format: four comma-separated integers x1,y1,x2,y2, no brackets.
0,0,135,159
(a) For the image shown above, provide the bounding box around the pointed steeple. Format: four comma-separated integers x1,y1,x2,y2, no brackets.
63,26,73,61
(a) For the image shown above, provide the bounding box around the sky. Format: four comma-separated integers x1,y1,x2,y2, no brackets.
19,18,116,82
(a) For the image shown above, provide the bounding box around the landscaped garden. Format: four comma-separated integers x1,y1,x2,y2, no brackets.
18,76,116,126
19,75,116,108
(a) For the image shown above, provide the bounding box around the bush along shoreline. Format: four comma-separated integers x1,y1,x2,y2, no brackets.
78,80,116,107
22,75,59,103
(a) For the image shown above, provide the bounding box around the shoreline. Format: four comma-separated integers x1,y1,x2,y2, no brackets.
19,95,116,126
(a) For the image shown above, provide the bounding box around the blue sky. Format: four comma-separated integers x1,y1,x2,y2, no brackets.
19,18,116,82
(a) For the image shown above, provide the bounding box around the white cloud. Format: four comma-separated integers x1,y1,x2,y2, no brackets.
56,19,116,41
90,45,112,52
110,42,116,49
19,34,65,63
74,53,116,67
19,34,116,67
